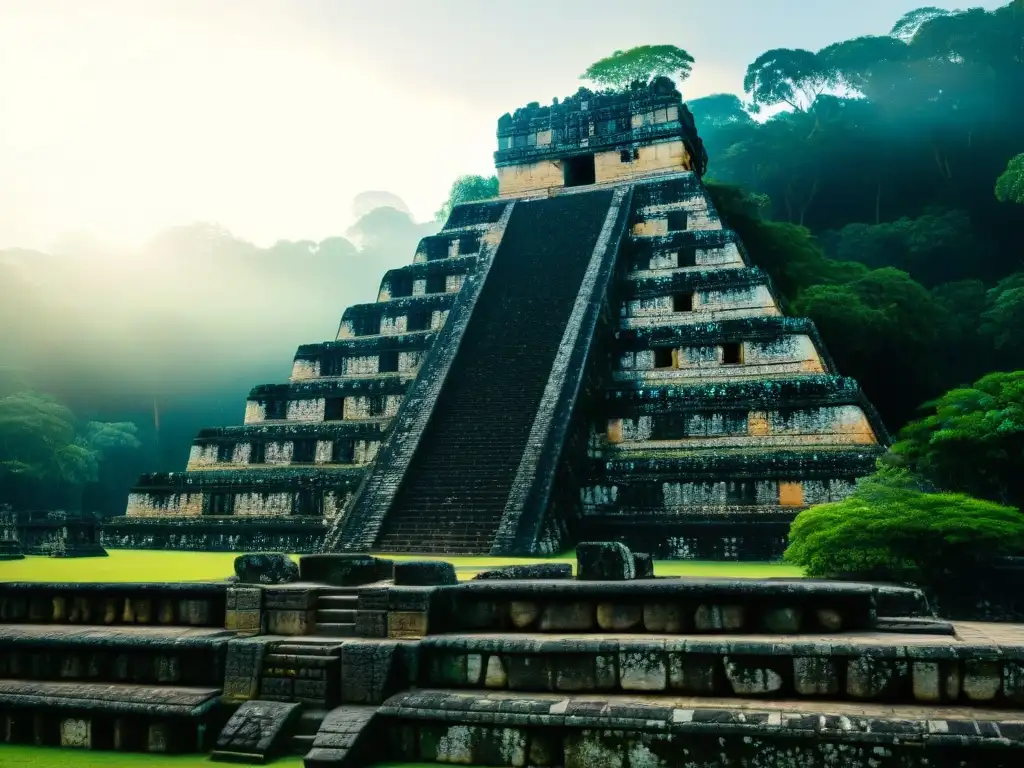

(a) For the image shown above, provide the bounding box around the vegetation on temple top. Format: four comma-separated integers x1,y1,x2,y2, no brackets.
579,45,694,90
784,468,1024,584
434,174,499,222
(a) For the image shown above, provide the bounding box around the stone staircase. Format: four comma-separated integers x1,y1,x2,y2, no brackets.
375,190,619,554
259,640,344,707
313,589,359,637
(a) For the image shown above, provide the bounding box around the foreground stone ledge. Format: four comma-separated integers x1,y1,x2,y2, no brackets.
378,690,1024,767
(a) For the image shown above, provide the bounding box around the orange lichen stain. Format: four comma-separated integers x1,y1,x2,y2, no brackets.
607,419,624,444
778,482,805,507
747,412,771,436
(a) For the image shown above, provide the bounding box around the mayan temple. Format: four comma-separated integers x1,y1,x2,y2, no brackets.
108,77,887,559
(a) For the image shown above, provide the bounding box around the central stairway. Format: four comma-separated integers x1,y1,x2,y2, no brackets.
347,189,626,555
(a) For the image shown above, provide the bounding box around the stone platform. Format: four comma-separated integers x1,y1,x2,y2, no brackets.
4,550,1024,765
378,689,1024,767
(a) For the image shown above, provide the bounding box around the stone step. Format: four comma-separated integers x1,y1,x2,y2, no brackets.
289,733,316,755
379,689,1024,767
317,596,359,609
313,623,355,637
272,641,345,656
316,609,356,623
263,653,338,669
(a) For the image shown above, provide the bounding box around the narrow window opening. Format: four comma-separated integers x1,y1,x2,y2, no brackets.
251,441,266,464
378,351,399,373
678,247,698,267
389,274,413,297
353,314,379,336
294,490,322,517
206,493,234,516
653,348,674,369
322,353,345,377
324,397,345,421
292,439,316,463
722,342,743,365
332,439,355,464
265,399,287,420
406,310,430,332
368,395,387,417
667,210,688,232
619,149,631,163
458,234,480,255
563,154,596,187
216,443,234,463
426,274,446,294
673,293,694,312
632,148,640,160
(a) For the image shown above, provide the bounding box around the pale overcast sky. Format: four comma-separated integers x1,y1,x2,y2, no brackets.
0,0,1002,251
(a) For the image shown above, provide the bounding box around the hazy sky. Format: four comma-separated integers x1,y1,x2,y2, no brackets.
0,0,1001,251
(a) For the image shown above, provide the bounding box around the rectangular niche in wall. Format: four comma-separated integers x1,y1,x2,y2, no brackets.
653,347,674,369
667,210,688,232
673,293,694,312
292,439,316,463
379,351,399,373
722,342,743,365
325,398,345,421
564,154,596,187
407,310,430,332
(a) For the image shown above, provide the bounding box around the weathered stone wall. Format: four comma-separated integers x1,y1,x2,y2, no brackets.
616,334,825,383
622,284,780,326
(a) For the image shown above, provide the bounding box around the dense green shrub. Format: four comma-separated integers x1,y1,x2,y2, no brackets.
784,472,1024,584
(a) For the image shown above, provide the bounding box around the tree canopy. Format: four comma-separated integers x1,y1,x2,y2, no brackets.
886,371,1024,509
580,45,694,90
996,154,1024,204
743,48,836,111
434,175,499,222
784,469,1024,583
0,391,140,510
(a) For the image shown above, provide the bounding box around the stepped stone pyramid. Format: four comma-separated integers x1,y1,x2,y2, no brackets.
110,77,887,558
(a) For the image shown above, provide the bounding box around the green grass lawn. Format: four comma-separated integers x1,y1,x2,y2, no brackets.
0,746,444,767
0,549,802,582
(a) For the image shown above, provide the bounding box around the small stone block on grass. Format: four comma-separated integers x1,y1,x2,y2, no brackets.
234,553,299,584
576,541,636,581
393,560,457,586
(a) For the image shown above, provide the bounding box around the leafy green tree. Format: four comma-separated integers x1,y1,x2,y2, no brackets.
743,48,836,111
819,35,911,94
580,45,694,90
784,470,1024,584
823,209,989,286
887,371,1024,508
996,154,1024,204
796,268,949,427
981,274,1024,366
687,94,753,129
890,7,951,42
0,391,140,510
434,175,499,222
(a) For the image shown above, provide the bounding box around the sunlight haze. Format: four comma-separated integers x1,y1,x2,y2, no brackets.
0,0,1000,250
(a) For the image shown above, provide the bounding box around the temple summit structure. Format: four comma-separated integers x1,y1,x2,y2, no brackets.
109,77,887,558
